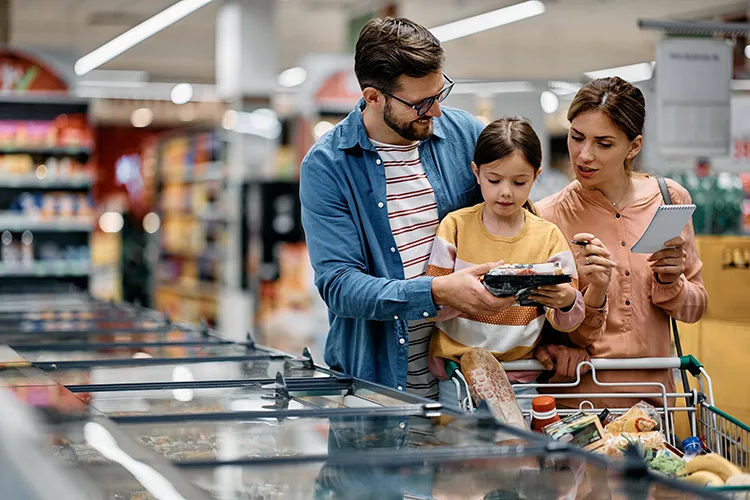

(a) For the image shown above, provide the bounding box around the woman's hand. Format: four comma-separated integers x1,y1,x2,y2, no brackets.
529,283,577,310
648,236,686,284
534,344,591,383
572,232,615,301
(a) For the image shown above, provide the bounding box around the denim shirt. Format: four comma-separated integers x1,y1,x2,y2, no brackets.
299,100,484,391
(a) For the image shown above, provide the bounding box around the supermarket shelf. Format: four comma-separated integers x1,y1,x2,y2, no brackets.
0,260,90,277
160,209,232,223
0,93,89,105
0,146,92,157
155,281,221,300
161,162,225,183
0,214,94,232
0,174,93,188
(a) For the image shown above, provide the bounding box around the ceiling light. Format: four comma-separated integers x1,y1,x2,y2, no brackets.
21,231,33,245
584,61,655,83
170,83,193,104
99,212,124,233
130,108,153,128
540,91,559,114
278,67,307,88
232,109,282,140
143,212,161,234
313,121,334,139
430,0,545,43
35,164,47,180
453,81,534,94
74,0,215,76
548,80,582,96
222,109,237,130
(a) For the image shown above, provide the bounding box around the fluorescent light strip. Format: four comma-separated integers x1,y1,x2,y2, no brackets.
74,0,215,76
75,82,219,101
584,61,655,83
453,81,535,94
430,0,545,43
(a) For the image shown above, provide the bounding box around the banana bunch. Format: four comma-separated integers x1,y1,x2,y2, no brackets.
679,453,745,487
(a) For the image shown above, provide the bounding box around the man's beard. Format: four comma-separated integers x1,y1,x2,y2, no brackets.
383,100,433,142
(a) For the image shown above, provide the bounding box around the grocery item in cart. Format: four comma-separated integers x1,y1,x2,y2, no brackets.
459,347,527,430
543,412,606,451
530,395,560,433
603,400,660,435
598,431,667,459
483,263,571,306
679,453,741,484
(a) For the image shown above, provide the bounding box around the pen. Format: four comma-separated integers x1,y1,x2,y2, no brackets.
570,240,590,247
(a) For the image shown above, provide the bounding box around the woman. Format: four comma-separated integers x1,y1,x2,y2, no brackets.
534,76,708,409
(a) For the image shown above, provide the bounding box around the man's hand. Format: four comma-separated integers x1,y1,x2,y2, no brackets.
534,344,591,383
529,283,578,310
432,261,516,317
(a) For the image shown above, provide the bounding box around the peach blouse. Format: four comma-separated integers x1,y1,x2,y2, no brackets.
536,176,708,409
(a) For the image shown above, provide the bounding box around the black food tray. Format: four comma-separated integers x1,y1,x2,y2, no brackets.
483,274,572,307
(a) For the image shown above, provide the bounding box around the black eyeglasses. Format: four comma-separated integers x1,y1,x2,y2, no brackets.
371,74,454,117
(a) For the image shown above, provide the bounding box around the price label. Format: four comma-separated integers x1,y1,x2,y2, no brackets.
733,140,750,159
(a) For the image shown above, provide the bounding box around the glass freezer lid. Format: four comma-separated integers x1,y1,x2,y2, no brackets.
45,358,329,388
5,329,229,347
0,318,169,334
67,462,211,500
175,448,713,500
18,342,263,365
6,384,92,418
47,418,210,500
81,380,424,418
118,413,526,464
0,365,58,386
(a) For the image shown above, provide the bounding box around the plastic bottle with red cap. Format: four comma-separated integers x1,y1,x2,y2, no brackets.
530,395,561,433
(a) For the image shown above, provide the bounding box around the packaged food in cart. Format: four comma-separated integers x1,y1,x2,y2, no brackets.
604,400,661,435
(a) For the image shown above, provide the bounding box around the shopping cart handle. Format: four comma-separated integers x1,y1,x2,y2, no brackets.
679,354,703,376
445,360,460,378
501,357,689,372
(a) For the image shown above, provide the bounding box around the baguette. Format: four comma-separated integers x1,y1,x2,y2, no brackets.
460,347,527,430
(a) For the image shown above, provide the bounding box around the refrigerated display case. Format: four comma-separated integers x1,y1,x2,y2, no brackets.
0,294,741,500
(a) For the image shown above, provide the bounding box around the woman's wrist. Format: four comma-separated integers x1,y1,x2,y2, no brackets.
583,284,607,309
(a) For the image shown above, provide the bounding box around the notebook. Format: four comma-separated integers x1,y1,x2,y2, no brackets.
631,204,697,254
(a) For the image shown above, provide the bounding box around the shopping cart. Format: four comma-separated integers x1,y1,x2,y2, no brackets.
446,355,750,496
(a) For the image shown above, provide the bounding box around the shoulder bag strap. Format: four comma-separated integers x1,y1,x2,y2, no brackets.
654,175,691,407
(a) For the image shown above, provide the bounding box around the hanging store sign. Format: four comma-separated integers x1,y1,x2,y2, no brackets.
0,48,68,93
655,38,733,158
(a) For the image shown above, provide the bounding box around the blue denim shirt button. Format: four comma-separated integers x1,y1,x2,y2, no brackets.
378,202,384,208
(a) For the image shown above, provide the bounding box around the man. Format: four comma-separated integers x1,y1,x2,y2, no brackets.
300,17,516,400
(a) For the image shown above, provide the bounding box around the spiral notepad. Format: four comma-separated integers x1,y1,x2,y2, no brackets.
631,204,696,254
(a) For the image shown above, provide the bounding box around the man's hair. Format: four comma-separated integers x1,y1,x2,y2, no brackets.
354,17,444,94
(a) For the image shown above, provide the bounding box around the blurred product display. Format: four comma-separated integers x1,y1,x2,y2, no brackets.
672,170,747,235
152,130,227,327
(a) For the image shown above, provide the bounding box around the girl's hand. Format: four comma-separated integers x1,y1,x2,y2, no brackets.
573,232,616,291
647,236,686,284
529,283,578,309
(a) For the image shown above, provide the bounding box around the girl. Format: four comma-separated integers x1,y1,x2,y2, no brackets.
535,77,707,409
425,117,585,408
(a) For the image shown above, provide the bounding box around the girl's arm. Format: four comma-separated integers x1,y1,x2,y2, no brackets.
425,215,462,322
